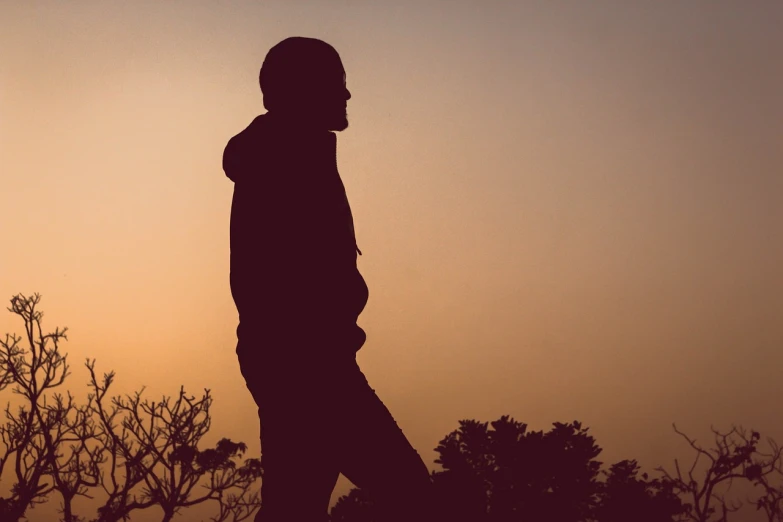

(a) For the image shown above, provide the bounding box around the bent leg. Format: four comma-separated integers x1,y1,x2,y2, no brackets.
332,364,438,522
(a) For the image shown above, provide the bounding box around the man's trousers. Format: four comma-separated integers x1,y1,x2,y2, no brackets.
236,342,436,522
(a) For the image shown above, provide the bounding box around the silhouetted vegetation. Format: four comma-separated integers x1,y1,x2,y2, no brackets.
0,293,262,522
331,416,783,521
329,417,689,521
3,293,783,521
655,424,783,521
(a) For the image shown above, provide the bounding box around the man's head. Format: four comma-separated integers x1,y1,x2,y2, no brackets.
260,37,351,132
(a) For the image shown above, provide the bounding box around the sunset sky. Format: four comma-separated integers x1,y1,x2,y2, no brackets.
2,1,782,519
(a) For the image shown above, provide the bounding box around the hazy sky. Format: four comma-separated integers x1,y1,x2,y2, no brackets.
2,1,782,519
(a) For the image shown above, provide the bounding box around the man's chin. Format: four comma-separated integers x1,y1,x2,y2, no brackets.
329,115,349,132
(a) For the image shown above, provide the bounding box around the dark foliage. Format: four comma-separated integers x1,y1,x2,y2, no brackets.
331,416,688,522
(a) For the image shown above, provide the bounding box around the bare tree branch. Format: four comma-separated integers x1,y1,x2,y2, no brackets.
656,423,782,522
0,293,263,522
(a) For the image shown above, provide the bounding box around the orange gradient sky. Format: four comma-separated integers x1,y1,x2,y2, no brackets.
2,1,782,518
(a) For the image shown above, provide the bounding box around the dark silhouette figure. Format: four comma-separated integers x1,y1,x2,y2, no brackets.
222,37,435,521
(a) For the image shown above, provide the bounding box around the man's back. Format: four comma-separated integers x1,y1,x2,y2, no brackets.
223,112,368,355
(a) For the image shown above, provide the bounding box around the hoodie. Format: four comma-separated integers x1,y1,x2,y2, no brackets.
223,113,369,355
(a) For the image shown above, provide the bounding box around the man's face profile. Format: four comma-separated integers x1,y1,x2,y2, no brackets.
300,65,351,132
261,37,352,133
325,70,351,132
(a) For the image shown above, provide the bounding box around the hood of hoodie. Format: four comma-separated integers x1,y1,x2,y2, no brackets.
222,111,361,259
223,113,337,184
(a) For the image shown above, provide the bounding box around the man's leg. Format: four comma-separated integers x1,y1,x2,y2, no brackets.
330,360,438,522
237,347,342,522
254,402,342,522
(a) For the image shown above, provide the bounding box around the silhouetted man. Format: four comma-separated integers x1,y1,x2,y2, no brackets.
223,37,436,522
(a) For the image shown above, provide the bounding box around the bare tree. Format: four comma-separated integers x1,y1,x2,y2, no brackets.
0,293,262,522
746,438,783,522
0,292,99,521
85,361,262,522
655,423,783,522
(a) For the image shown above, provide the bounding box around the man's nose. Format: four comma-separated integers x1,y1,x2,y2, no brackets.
345,88,351,101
